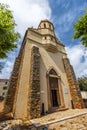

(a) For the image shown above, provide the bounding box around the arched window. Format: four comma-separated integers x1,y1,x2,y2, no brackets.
49,69,57,75
44,36,46,40
49,24,51,29
51,37,53,41
44,23,46,28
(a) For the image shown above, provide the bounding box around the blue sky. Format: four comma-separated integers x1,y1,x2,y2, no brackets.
0,0,87,78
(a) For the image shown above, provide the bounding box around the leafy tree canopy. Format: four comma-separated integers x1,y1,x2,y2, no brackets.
73,9,87,47
0,3,20,59
78,76,87,91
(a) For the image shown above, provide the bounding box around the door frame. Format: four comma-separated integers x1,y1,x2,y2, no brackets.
46,68,65,112
51,89,58,107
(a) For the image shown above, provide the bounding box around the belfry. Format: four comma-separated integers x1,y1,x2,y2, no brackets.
4,20,84,120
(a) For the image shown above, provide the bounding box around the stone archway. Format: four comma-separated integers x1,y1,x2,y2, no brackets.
47,68,65,112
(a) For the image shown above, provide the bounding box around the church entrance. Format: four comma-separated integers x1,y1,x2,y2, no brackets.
47,68,65,112
49,76,59,107
48,69,61,110
51,90,58,107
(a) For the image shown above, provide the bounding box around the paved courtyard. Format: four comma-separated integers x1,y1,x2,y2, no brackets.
0,103,87,130
30,109,87,130
48,113,87,130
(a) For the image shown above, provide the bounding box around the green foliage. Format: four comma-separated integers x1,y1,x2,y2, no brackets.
78,76,87,91
73,9,87,47
0,3,20,59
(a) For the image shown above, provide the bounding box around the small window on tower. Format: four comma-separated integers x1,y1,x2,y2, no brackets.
51,37,53,41
44,23,46,28
49,24,51,29
44,36,46,40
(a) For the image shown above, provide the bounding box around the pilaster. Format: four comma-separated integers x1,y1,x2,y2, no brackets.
29,46,41,119
63,58,84,108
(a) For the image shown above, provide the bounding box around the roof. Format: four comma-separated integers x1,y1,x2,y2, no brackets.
38,19,54,29
0,79,9,82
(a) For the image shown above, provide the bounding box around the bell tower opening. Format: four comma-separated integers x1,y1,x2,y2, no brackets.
44,23,46,28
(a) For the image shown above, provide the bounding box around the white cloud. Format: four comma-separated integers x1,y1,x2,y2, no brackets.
0,49,18,78
0,0,51,78
66,44,87,78
0,0,87,79
0,0,51,35
0,59,14,79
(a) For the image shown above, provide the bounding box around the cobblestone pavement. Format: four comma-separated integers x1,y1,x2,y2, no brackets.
31,109,87,129
31,109,87,124
48,114,87,130
0,108,87,130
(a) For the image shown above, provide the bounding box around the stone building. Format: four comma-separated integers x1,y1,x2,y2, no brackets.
4,20,84,120
81,91,87,107
0,79,9,100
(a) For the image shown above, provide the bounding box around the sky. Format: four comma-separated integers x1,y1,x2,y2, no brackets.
0,0,87,78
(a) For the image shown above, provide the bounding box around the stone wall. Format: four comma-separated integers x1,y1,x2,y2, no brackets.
29,46,41,119
3,40,26,118
63,58,84,108
4,57,21,114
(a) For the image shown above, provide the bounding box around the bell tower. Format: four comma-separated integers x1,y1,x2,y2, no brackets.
38,19,54,31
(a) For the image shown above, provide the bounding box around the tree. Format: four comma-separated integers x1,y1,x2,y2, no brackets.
78,76,87,91
73,9,87,47
0,3,20,59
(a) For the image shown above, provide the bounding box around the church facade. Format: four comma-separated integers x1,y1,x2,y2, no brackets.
4,20,84,120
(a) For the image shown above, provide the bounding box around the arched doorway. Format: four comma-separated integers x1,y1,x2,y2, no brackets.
49,69,60,108
47,68,64,111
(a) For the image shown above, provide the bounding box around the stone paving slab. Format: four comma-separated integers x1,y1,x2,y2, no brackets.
0,109,87,130
48,114,87,130
30,109,87,127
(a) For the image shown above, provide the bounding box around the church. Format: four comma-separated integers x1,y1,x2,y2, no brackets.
4,20,84,120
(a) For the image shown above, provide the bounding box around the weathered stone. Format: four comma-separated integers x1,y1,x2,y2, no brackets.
63,58,84,109
2,41,26,119
29,46,41,119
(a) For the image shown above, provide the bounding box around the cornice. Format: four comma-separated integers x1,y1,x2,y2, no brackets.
28,28,65,47
27,38,67,55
